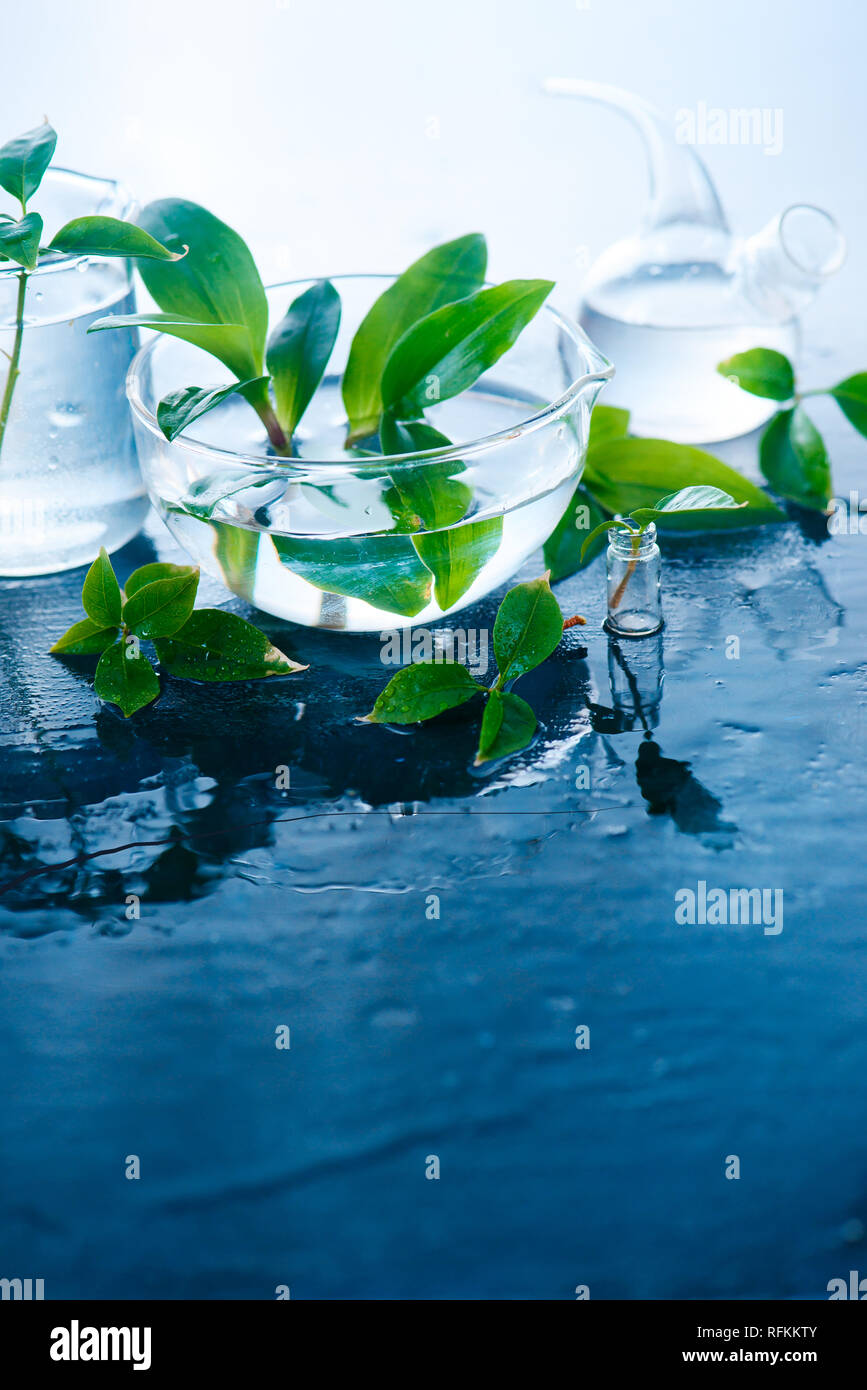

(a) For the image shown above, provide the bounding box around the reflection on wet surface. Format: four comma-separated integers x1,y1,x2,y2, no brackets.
2,470,867,1296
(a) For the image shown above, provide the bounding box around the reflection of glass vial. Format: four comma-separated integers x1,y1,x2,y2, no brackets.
604,523,663,637
608,631,664,730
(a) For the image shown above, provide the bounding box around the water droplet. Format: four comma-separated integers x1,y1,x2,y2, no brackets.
48,404,84,428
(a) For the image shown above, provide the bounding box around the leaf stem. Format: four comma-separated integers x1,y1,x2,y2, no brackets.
0,270,28,464
608,527,644,612
252,398,293,457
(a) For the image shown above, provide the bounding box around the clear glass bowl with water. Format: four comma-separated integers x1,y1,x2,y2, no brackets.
127,276,613,631
0,169,148,576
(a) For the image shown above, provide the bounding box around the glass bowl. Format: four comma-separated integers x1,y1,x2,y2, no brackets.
126,276,613,631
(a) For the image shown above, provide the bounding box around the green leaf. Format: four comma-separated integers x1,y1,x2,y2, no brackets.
156,377,269,442
579,517,626,565
590,404,630,445
475,689,537,764
87,313,258,382
50,617,119,656
48,216,183,261
362,660,483,724
0,212,42,270
135,199,269,371
381,278,553,418
583,438,785,529
413,517,503,611
121,569,200,639
829,372,867,439
0,122,56,206
154,609,305,680
493,574,563,685
272,532,432,618
124,562,199,600
343,233,488,441
759,406,831,512
380,417,471,528
717,348,795,401
266,280,341,436
211,521,260,602
630,485,746,529
94,641,160,717
178,469,274,522
81,547,122,627
544,483,609,580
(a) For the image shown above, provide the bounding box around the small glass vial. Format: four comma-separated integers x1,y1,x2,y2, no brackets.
604,522,663,637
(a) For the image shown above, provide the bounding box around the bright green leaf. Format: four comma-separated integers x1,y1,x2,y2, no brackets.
0,212,42,270
266,280,341,436
122,569,200,639
381,278,553,419
155,608,305,680
136,199,269,371
272,532,432,618
583,438,785,529
81,547,122,627
362,660,482,724
413,516,503,611
717,347,795,401
759,406,831,512
475,689,537,764
87,313,258,382
493,574,564,685
94,641,160,717
211,522,260,602
343,233,488,441
50,617,119,656
829,372,867,439
0,122,56,206
590,404,630,445
380,417,472,529
49,216,183,261
124,562,199,600
156,377,269,442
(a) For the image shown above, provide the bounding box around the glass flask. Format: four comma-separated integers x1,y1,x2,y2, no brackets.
605,522,663,637
544,79,845,442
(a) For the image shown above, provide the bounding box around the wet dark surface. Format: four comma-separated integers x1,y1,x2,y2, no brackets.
2,398,867,1299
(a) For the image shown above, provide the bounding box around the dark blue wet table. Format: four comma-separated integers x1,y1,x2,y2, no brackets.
2,378,866,1300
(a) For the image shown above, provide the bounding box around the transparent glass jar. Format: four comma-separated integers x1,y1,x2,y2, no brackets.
604,522,663,637
0,169,147,576
127,276,613,631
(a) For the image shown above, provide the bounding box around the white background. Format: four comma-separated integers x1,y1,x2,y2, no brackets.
3,0,865,360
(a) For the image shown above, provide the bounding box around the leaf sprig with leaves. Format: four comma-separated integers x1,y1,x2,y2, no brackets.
717,347,867,512
51,549,305,717
0,122,182,463
360,574,571,764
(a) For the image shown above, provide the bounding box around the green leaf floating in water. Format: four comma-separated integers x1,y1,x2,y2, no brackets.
267,279,341,437
342,233,488,442
362,660,483,724
272,532,432,619
380,416,502,609
381,278,553,419
759,406,831,512
717,348,795,402
155,609,305,680
122,569,200,639
475,689,537,765
210,522,260,602
94,641,160,718
50,616,119,656
135,199,269,372
88,313,259,384
0,121,56,206
156,378,270,442
493,573,563,685
49,216,183,261
81,547,122,628
0,212,42,270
